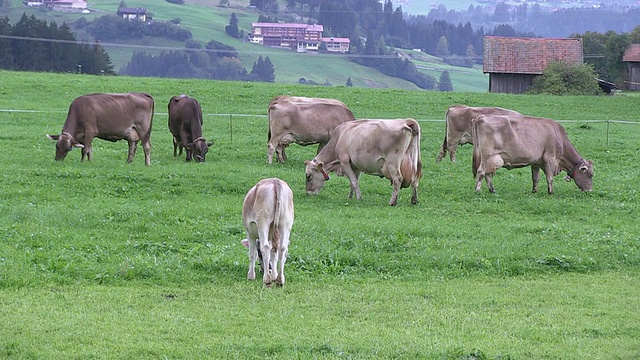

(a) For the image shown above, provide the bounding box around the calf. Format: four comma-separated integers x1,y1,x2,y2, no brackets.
241,178,294,286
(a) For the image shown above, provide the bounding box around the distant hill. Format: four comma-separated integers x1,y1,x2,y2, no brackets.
0,0,488,92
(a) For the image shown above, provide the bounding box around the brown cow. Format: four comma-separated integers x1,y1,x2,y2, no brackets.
47,92,154,165
267,95,355,164
168,95,213,162
304,118,422,206
436,105,522,162
241,178,294,287
471,114,594,194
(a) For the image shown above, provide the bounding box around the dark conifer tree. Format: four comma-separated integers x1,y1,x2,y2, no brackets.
225,13,239,38
438,70,453,92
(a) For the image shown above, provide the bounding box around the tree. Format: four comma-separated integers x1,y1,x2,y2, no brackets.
528,61,602,96
438,70,453,91
225,13,239,38
345,76,353,87
436,35,449,57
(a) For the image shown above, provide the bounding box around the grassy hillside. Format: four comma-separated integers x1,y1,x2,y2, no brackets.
1,0,488,91
0,70,639,358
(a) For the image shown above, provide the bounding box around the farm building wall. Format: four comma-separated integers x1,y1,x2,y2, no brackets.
627,63,640,90
488,73,537,94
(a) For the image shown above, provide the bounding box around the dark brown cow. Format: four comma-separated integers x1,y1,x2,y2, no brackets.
267,96,355,164
471,114,594,194
305,118,422,206
168,95,213,162
47,92,154,165
436,105,522,162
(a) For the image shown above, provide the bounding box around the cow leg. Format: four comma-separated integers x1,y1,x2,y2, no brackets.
531,166,541,193
343,167,362,200
486,173,496,193
246,237,258,280
142,139,151,166
388,170,403,206
81,145,90,162
267,142,277,164
275,231,290,286
172,137,180,157
258,229,273,286
543,163,555,195
126,140,137,163
410,183,418,205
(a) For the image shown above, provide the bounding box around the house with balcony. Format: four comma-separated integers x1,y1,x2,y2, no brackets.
322,37,350,53
250,22,324,52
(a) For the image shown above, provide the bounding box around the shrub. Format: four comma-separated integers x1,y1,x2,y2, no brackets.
528,61,603,96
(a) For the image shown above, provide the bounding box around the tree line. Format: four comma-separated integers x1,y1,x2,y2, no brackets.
0,14,114,75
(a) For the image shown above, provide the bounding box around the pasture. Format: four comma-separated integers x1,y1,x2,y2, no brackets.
0,70,639,359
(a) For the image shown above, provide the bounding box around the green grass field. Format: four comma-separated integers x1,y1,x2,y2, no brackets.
0,70,639,359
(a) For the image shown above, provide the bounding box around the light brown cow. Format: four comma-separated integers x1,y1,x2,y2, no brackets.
241,178,294,287
267,95,355,164
47,92,154,165
436,105,522,162
168,95,213,162
304,119,422,206
471,114,594,194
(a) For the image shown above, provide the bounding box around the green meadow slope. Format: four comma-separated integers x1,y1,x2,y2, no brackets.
1,0,489,91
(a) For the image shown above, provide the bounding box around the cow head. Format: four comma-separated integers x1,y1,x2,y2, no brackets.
567,159,594,192
304,159,331,195
185,138,213,162
47,132,84,161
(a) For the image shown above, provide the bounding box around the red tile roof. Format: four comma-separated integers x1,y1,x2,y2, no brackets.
483,36,583,74
623,44,640,62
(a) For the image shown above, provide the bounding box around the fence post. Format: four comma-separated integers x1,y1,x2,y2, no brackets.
606,120,609,147
229,114,233,144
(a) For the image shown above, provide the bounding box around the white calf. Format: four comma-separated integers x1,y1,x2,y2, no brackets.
241,178,294,286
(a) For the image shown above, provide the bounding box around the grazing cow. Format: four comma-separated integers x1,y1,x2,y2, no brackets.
241,178,294,287
168,95,213,162
436,105,522,162
47,92,154,165
304,118,422,206
471,114,594,194
267,95,355,164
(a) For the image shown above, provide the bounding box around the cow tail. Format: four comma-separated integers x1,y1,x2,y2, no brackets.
402,120,422,186
441,108,450,153
267,104,273,143
143,95,154,144
471,118,480,177
269,179,282,251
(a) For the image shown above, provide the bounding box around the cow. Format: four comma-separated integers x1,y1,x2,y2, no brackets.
267,95,355,164
241,178,294,287
304,118,422,206
168,95,213,162
471,114,594,194
436,105,522,162
47,92,154,166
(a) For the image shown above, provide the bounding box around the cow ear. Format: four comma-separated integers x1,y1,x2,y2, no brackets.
47,134,59,141
73,143,84,149
564,175,572,182
579,165,588,172
241,239,249,249
207,142,214,147
315,161,324,171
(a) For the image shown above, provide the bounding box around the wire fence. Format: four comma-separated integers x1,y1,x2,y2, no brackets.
2,108,639,146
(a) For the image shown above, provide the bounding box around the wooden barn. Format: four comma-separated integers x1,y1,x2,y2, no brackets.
483,36,584,94
622,44,640,91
